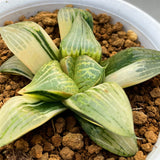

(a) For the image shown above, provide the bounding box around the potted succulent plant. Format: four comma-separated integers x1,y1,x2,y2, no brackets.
0,0,160,159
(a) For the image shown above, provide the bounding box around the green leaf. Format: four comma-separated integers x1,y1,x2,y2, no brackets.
64,82,134,137
76,115,138,157
0,56,34,80
60,56,75,79
74,55,105,92
0,21,59,74
60,14,102,62
0,96,66,147
102,47,160,88
58,7,93,40
19,60,79,101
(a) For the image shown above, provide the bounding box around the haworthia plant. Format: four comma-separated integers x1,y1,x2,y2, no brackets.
19,60,79,101
58,7,93,40
76,115,138,157
60,14,102,62
1,6,160,157
64,82,135,137
0,96,66,147
0,21,59,74
0,56,34,80
102,47,160,88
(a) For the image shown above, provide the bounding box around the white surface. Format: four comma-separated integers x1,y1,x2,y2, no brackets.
0,0,160,159
125,0,160,23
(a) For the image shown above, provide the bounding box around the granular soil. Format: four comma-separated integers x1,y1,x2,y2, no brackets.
0,6,160,160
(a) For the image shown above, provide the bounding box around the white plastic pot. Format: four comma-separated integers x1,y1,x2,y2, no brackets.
0,0,160,159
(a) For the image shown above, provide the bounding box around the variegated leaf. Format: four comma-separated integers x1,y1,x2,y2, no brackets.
60,14,102,62
60,56,75,79
0,21,59,74
74,55,105,92
0,56,34,80
58,7,93,40
64,82,134,137
76,115,138,157
19,60,79,101
0,96,66,147
102,47,160,88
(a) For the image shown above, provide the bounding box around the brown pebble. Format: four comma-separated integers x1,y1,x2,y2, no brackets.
141,143,153,152
55,117,65,134
51,134,62,147
60,147,74,160
87,144,102,154
145,131,158,144
66,4,73,8
134,151,146,160
146,106,157,118
30,144,43,159
155,98,160,105
53,38,61,47
31,135,43,145
150,87,160,98
112,39,125,47
133,111,147,125
38,152,49,160
62,133,84,150
14,139,29,152
102,46,108,55
94,155,104,160
42,17,57,26
49,154,61,160
5,85,12,91
75,152,81,160
43,141,54,152
4,21,13,26
124,39,137,48
66,116,77,131
0,75,7,83
127,30,138,41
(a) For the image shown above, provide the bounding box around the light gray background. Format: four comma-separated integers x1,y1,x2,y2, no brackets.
124,0,160,23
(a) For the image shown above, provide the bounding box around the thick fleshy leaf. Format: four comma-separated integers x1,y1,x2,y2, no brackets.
60,56,75,79
0,96,66,147
19,60,79,101
58,7,93,40
60,14,102,62
102,47,160,88
0,56,34,80
76,115,138,157
74,55,105,92
0,21,59,74
64,82,134,137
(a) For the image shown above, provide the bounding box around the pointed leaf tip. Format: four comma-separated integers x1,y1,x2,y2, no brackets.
0,96,66,147
64,82,134,137
0,21,59,74
0,56,34,80
58,7,93,40
76,115,138,157
104,47,160,88
19,60,79,101
60,14,101,62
